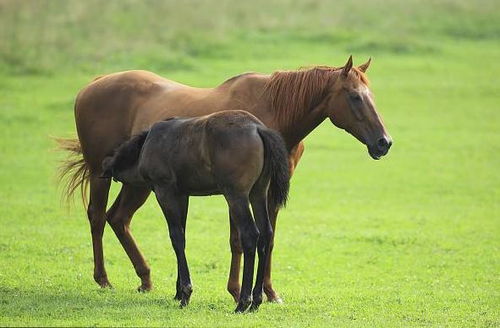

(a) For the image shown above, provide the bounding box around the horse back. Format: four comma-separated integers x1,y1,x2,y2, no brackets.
74,70,194,172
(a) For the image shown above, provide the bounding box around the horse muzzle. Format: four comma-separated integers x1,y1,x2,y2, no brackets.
367,136,392,160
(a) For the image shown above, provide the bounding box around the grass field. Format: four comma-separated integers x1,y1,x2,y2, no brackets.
0,0,499,326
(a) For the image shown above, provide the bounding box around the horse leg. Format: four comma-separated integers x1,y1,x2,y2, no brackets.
263,203,280,302
227,215,243,303
249,192,272,312
226,194,259,313
106,184,152,291
87,175,112,288
154,187,192,306
263,141,305,303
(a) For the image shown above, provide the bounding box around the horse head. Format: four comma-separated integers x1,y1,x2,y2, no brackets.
325,56,392,159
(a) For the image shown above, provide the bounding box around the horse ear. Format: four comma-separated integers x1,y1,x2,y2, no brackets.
358,57,371,73
341,55,353,77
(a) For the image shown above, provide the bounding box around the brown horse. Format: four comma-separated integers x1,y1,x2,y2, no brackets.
101,110,290,312
58,56,392,303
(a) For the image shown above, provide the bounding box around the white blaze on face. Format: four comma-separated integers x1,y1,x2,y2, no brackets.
358,84,371,101
357,84,377,113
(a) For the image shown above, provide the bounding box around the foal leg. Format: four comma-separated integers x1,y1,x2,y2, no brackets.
87,175,112,288
227,216,243,303
174,201,189,301
154,188,192,307
226,194,259,313
249,192,272,312
106,184,152,291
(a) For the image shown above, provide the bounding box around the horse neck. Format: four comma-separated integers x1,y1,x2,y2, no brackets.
260,71,336,150
276,102,328,150
221,71,331,150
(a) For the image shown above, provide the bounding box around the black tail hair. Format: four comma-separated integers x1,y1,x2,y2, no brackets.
257,127,290,208
101,130,149,179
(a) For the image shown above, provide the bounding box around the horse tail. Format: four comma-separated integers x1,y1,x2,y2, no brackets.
101,130,149,179
257,127,290,208
55,137,90,207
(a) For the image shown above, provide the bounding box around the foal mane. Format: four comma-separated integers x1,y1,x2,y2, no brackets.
264,65,369,126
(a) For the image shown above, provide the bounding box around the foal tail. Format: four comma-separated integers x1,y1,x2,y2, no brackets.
257,127,290,208
101,130,149,179
56,138,90,207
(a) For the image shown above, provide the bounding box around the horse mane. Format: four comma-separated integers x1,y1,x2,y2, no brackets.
264,65,369,126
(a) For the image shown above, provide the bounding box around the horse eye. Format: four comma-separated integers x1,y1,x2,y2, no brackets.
350,94,362,102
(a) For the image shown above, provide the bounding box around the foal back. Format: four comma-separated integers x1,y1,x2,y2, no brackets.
139,111,271,196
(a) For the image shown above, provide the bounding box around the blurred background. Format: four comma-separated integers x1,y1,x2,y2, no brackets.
0,0,498,326
1,0,498,75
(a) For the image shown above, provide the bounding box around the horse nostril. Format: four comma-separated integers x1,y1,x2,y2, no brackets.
377,137,388,149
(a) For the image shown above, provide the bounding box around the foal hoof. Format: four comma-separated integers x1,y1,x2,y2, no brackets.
179,298,189,308
178,284,193,308
249,302,260,312
234,298,252,313
249,293,263,312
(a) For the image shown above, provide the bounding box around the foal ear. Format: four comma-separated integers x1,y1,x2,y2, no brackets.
341,55,353,77
100,156,114,179
358,57,371,73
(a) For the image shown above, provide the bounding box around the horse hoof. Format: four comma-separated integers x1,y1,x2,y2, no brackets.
137,284,152,293
97,279,113,289
229,292,240,304
227,285,241,303
265,291,283,303
268,296,283,304
94,274,112,288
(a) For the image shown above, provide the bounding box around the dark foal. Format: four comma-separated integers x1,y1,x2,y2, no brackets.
101,110,290,313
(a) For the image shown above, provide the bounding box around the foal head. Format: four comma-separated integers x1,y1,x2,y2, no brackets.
325,56,392,159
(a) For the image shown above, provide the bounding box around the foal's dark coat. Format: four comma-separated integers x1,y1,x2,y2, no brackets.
101,110,290,312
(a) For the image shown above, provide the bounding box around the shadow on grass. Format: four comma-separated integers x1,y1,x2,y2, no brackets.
0,285,230,323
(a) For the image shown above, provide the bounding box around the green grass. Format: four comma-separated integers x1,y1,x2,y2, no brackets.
0,0,499,326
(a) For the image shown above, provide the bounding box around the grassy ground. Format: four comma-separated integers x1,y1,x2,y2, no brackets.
0,0,499,326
